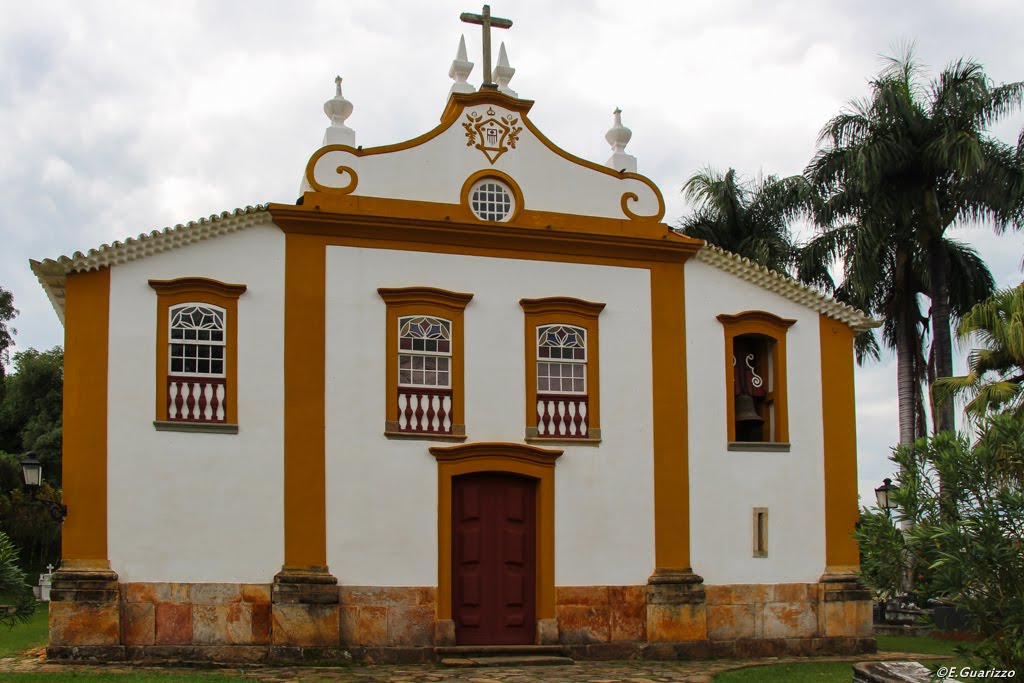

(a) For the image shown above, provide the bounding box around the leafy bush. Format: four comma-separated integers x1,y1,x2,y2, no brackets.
0,530,35,628
854,510,909,601
867,414,1024,668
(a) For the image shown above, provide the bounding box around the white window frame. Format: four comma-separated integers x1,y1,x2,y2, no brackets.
398,315,453,389
168,303,227,379
536,324,587,395
469,179,515,222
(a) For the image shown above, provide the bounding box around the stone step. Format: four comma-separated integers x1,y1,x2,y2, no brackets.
435,645,573,667
440,655,575,667
435,645,565,656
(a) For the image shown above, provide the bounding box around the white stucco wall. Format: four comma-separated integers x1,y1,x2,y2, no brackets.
325,247,655,587
685,259,827,585
107,222,285,583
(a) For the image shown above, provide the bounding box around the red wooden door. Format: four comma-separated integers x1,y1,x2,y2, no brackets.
452,473,537,645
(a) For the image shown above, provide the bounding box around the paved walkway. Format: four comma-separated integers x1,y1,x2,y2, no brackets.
0,649,946,682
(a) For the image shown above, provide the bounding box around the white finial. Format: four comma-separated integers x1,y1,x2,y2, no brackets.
449,35,476,95
323,75,355,147
494,42,517,97
605,107,636,173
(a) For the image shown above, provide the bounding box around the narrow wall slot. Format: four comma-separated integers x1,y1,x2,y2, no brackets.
753,507,768,558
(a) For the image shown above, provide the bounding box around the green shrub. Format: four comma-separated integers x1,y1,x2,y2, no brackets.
0,529,36,628
867,414,1024,668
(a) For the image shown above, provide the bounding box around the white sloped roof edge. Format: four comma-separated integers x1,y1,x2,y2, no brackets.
694,243,880,333
30,205,270,325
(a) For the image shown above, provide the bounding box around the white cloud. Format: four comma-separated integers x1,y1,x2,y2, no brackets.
1,1,1022,479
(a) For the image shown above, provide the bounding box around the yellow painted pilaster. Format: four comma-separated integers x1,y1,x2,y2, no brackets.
819,315,860,574
283,233,328,568
61,267,111,565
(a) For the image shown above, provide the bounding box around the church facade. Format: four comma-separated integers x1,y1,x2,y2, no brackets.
32,38,876,663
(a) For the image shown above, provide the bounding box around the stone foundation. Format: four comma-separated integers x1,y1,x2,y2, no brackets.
272,567,339,651
339,586,436,648
47,563,125,661
556,586,647,643
48,579,874,663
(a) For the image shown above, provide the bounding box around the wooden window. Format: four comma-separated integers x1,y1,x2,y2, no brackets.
149,277,246,432
753,507,769,558
718,311,795,449
521,297,605,442
379,287,473,440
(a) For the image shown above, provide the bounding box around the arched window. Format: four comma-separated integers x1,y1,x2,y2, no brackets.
150,277,246,430
399,315,452,388
169,304,226,376
520,297,605,442
378,287,473,439
537,325,586,394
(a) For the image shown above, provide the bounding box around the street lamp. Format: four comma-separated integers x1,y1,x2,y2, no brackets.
20,452,67,521
20,452,42,488
875,477,898,517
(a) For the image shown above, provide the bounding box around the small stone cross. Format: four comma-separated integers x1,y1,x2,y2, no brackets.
459,4,512,88
46,564,54,573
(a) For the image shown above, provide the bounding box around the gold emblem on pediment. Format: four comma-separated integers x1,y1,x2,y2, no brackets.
463,109,523,164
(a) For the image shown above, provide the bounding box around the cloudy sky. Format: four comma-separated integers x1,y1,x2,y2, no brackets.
2,1,1022,508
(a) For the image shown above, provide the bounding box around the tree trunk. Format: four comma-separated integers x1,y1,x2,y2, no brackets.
894,246,920,444
896,315,918,444
920,187,956,434
927,234,956,435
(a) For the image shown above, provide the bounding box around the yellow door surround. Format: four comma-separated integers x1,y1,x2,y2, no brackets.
429,442,562,622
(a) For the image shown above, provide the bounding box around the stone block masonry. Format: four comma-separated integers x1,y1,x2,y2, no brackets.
47,580,874,663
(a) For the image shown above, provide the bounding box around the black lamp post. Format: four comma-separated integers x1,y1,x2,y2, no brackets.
20,452,67,521
874,477,898,518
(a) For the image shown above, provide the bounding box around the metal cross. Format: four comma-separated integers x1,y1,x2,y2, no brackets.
459,4,513,89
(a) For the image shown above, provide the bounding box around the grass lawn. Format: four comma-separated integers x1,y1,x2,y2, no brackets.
0,605,242,681
0,676,242,683
714,634,972,682
0,604,48,659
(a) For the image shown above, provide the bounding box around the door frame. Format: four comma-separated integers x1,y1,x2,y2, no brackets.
430,442,562,634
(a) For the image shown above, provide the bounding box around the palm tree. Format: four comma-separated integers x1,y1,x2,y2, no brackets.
800,216,993,443
677,167,814,275
934,285,1024,420
808,49,1023,434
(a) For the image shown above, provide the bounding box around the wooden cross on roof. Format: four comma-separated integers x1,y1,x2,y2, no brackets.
459,4,513,89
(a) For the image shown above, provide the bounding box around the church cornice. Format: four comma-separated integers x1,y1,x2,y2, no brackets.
268,202,700,265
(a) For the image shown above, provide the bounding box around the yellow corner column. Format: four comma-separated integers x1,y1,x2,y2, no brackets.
283,233,328,569
274,232,339,648
647,261,706,642
818,315,860,574
51,267,122,652
649,262,691,573
818,315,873,643
61,267,111,565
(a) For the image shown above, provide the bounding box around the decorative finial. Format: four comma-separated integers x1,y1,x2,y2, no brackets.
323,75,355,147
494,42,517,97
449,35,476,95
605,107,637,173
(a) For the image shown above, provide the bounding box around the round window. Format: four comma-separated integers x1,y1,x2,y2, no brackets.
469,179,514,222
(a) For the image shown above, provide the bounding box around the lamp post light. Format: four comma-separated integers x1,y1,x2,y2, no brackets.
20,452,42,488
20,452,67,521
875,477,899,518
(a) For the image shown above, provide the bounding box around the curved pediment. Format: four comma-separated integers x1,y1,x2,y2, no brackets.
303,91,665,226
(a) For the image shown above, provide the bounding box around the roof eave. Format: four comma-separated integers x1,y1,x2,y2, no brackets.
693,244,880,333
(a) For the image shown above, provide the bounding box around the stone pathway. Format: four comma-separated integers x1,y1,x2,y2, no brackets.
0,649,948,682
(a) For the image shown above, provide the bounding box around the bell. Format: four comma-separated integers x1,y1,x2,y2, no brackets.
735,394,764,425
